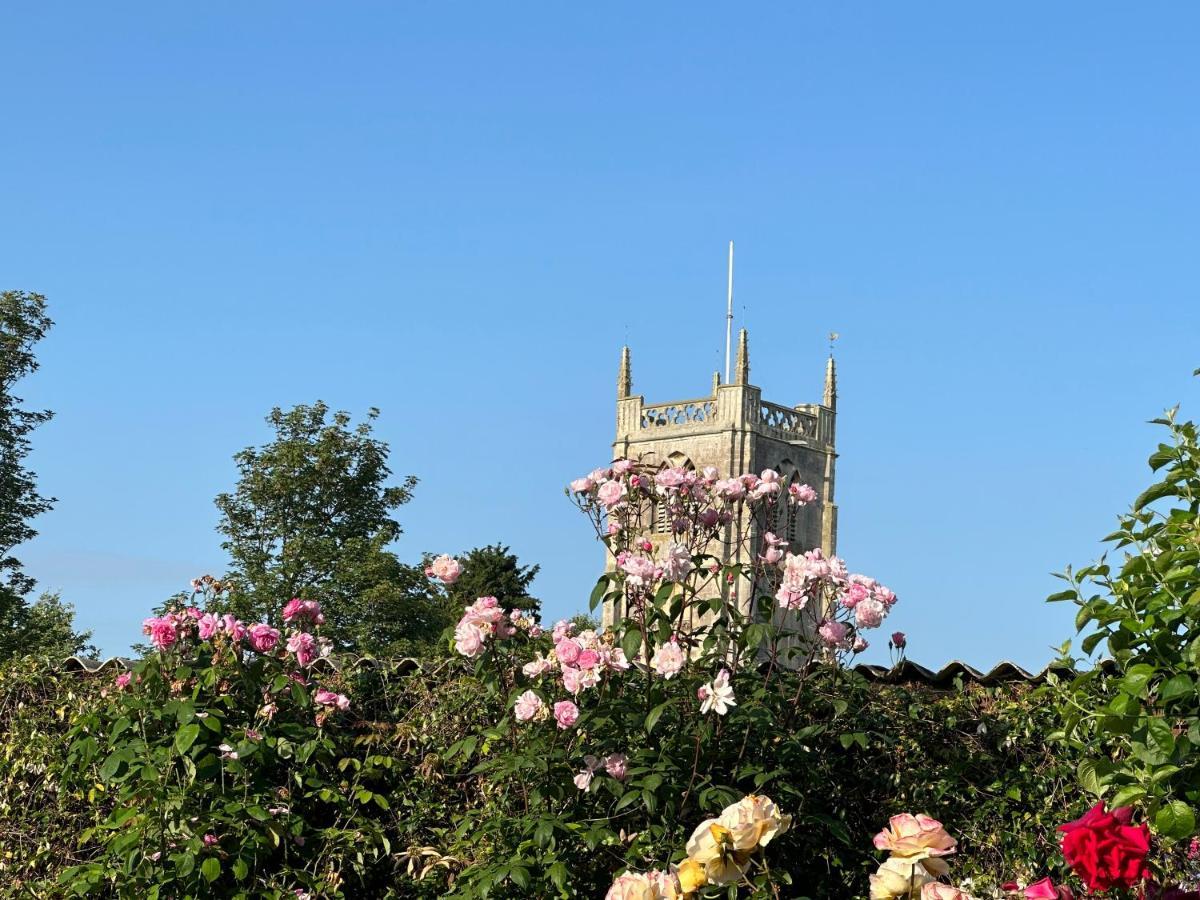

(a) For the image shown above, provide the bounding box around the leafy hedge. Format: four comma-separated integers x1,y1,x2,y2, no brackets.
0,654,1077,898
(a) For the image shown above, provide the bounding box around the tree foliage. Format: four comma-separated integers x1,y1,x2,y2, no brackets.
1054,402,1200,845
214,403,428,652
445,543,540,618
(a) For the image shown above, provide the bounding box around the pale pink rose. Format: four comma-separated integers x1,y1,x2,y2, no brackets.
221,614,247,642
597,480,627,509
247,623,282,653
573,770,594,791
202,834,218,847
818,620,851,650
115,672,132,689
287,631,317,667
454,621,487,658
513,689,545,722
891,631,907,649
921,885,976,900
556,638,582,665
197,613,220,641
840,582,870,608
522,654,556,678
876,585,898,607
853,636,869,653
620,555,659,587
789,482,818,504
602,647,631,671
855,598,886,629
570,476,595,493
551,620,575,643
605,871,664,900
604,753,628,781
553,700,580,729
607,521,621,535
701,465,720,482
714,478,745,501
576,649,600,671
661,543,693,582
561,665,585,695
612,458,635,475
141,616,178,651
282,598,325,625
314,689,350,712
873,813,957,858
654,467,688,490
650,639,685,679
429,554,463,585
698,508,719,527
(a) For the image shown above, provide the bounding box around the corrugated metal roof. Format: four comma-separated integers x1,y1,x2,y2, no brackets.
59,655,1081,687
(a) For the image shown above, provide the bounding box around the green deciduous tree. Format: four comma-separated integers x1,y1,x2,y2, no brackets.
215,402,439,653
445,543,540,618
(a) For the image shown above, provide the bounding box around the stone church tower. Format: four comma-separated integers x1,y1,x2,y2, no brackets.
603,329,838,628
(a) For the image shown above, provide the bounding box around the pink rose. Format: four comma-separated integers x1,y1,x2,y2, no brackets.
115,672,132,689
247,623,281,653
454,622,487,658
1022,878,1075,899
874,813,957,858
314,689,350,712
287,631,317,667
513,689,545,722
603,753,628,781
789,482,818,503
141,616,178,651
553,700,579,729
430,554,463,585
561,666,585,695
569,477,595,493
818,620,850,650
597,480,627,509
650,639,685,679
282,598,325,625
221,614,247,642
197,613,220,641
576,649,600,671
920,886,974,900
556,638,582,665
855,598,886,629
611,458,635,476
551,619,575,643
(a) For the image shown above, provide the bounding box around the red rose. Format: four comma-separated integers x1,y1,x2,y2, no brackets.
1058,802,1150,892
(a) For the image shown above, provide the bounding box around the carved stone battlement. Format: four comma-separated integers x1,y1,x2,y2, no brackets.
640,399,718,429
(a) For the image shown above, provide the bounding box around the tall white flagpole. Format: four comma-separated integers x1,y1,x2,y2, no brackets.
724,240,734,384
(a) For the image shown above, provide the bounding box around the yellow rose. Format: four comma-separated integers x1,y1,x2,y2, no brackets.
684,820,755,885
868,856,935,900
676,858,707,894
717,794,792,848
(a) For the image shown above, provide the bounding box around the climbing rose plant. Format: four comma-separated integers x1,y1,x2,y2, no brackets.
58,582,369,897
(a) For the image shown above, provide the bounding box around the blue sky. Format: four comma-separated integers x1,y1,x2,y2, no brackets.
2,4,1198,669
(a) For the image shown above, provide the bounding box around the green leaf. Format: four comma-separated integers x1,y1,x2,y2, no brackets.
174,723,201,756
1146,717,1176,757
588,577,608,611
200,856,220,883
1134,480,1178,511
1159,673,1194,703
621,627,643,664
1077,759,1105,797
645,699,675,734
1156,801,1196,839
